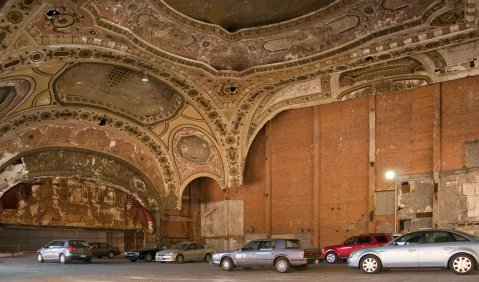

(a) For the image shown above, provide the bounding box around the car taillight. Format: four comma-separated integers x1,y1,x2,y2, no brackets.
66,246,75,252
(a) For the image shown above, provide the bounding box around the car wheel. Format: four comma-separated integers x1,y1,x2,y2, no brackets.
449,253,475,275
204,253,212,262
145,254,153,262
175,254,184,264
360,255,382,274
59,254,67,264
37,253,44,263
221,257,234,271
108,251,115,259
274,257,291,273
325,251,338,264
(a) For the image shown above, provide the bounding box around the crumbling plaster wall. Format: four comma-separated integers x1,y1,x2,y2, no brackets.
0,178,146,231
439,170,479,235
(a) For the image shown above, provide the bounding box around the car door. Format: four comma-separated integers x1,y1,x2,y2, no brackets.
337,237,358,257
350,236,372,255
235,240,260,266
419,231,455,267
90,242,99,257
42,241,55,259
51,240,65,259
195,243,205,261
255,240,276,266
184,243,196,261
383,232,423,268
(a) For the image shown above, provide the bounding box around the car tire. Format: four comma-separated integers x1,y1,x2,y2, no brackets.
325,251,338,264
449,253,476,275
175,254,184,264
37,253,44,263
360,255,382,274
274,257,291,273
59,254,67,264
221,257,234,271
204,253,212,262
108,251,115,259
145,254,153,262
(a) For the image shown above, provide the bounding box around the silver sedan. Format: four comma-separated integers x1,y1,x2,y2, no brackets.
155,242,215,263
347,229,479,275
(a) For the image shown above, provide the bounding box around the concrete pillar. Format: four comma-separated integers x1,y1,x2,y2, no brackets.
265,121,272,237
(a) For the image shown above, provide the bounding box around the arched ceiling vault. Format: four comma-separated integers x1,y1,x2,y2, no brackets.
1,0,479,209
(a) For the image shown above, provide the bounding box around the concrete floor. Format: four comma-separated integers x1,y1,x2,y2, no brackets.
0,254,478,282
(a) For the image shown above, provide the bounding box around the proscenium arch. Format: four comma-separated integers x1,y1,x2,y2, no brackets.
0,146,161,210
0,110,171,200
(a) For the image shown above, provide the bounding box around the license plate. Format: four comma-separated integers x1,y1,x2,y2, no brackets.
81,255,86,258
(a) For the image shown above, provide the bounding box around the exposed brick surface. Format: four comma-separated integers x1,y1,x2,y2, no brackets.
174,76,479,248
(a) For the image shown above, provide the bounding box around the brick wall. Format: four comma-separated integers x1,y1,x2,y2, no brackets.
176,75,479,247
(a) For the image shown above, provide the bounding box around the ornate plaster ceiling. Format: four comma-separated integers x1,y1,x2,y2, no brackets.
1,0,479,210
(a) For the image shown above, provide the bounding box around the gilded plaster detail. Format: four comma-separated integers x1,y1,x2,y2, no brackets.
172,127,225,187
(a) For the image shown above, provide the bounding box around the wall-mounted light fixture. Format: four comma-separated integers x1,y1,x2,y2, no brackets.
141,71,149,82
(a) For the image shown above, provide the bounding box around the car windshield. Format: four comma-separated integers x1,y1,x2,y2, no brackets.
171,243,187,250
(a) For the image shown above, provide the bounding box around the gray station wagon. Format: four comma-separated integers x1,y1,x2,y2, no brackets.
37,239,92,264
210,238,307,273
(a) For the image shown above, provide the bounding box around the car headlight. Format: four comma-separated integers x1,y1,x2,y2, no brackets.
349,251,357,258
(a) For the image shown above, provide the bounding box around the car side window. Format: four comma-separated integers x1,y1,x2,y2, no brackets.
100,243,107,248
344,237,357,245
426,232,450,243
55,241,65,247
195,243,204,249
91,243,98,248
395,232,422,245
186,244,195,250
357,237,372,244
242,241,261,251
451,233,469,242
259,240,276,250
375,235,388,243
285,240,301,249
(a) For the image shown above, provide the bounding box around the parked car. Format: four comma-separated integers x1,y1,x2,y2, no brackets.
210,238,307,273
155,242,215,263
124,244,163,262
37,239,92,264
89,242,121,259
320,233,392,263
347,229,479,275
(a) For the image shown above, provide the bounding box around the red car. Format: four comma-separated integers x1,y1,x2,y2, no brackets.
320,233,392,263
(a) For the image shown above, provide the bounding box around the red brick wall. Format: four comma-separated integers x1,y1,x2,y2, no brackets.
172,75,479,248
375,85,437,189
318,97,370,246
269,108,314,234
441,76,479,170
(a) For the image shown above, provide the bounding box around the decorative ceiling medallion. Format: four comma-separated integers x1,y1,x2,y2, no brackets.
177,135,211,163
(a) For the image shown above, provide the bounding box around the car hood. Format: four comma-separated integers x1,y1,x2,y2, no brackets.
322,244,346,250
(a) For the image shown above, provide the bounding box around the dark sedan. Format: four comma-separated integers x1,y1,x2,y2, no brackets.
124,244,163,262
